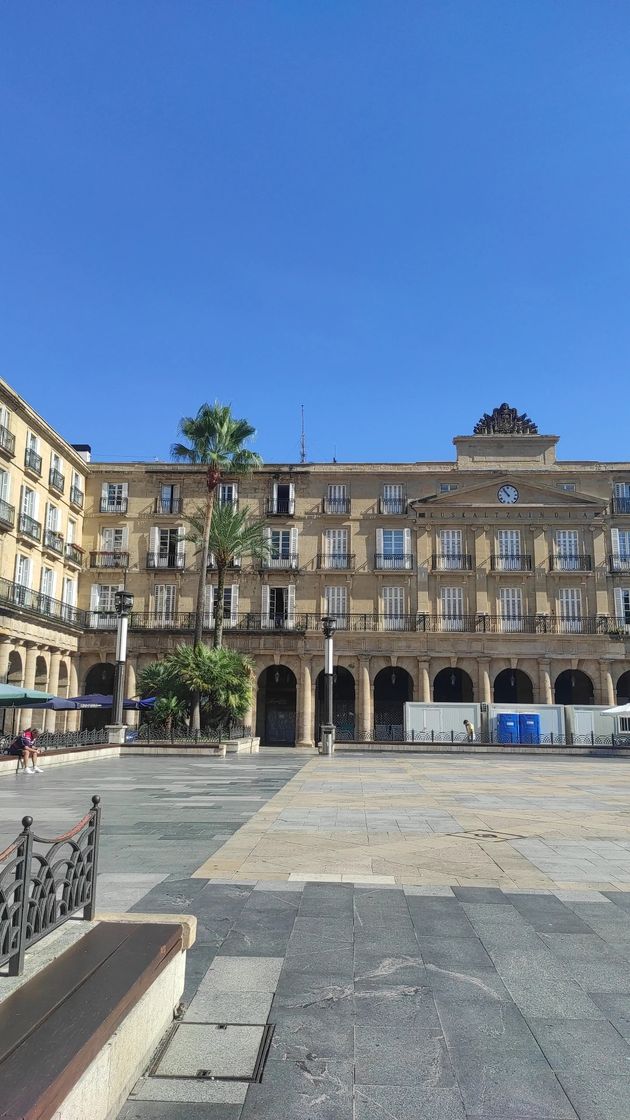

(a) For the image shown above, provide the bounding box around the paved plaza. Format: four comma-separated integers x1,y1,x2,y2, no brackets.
3,750,630,1118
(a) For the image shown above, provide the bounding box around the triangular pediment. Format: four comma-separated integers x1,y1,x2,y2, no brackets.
412,476,605,510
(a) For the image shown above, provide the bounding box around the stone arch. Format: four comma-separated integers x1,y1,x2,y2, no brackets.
616,670,630,705
256,665,297,745
315,666,356,741
493,668,534,704
58,661,69,697
373,666,413,739
7,649,22,686
35,655,48,692
432,667,474,703
554,669,594,705
84,662,115,695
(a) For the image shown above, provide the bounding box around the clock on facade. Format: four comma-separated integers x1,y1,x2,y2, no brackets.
497,484,519,504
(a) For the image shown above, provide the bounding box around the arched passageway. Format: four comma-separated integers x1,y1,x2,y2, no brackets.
373,667,413,739
616,671,630,704
315,667,356,741
82,662,115,731
554,669,594,705
256,665,297,745
7,650,22,686
493,668,534,704
35,656,48,692
433,667,474,703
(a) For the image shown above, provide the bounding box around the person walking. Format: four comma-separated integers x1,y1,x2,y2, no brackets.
463,719,476,743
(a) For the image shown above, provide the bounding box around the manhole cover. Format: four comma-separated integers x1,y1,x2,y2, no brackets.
151,1023,274,1083
465,830,525,842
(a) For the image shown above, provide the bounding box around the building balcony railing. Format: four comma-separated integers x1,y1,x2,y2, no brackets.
612,496,630,515
317,553,355,570
0,576,82,627
0,425,15,457
265,497,295,516
24,448,42,476
0,498,15,530
146,551,185,570
549,554,592,571
64,542,84,567
610,554,630,573
18,513,41,543
261,553,299,570
379,497,407,515
90,550,129,569
155,497,183,515
432,553,473,571
100,497,128,514
490,554,533,571
323,497,350,515
49,468,65,493
375,553,413,570
43,529,64,555
70,485,84,509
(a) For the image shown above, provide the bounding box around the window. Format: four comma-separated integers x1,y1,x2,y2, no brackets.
555,529,580,570
382,586,405,631
0,405,11,429
324,528,348,568
204,584,239,628
261,584,296,628
51,453,62,471
614,483,630,497
377,527,412,568
62,578,76,618
324,585,348,628
46,503,59,532
72,470,81,489
149,527,184,567
27,432,39,452
0,469,9,501
158,483,181,514
439,483,458,493
266,527,298,567
614,588,630,632
21,486,36,518
558,587,582,632
154,584,177,620
440,586,464,631
558,483,576,492
271,482,295,515
102,526,127,552
15,554,31,588
612,529,630,560
381,484,405,514
218,483,237,507
89,583,119,617
67,519,76,545
40,568,55,613
499,586,524,632
439,529,463,569
325,484,348,513
101,482,128,512
496,529,521,570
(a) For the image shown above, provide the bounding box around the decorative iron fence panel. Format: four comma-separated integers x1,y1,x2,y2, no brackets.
135,723,252,744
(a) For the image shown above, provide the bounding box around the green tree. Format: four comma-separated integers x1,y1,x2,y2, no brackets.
140,644,253,732
188,501,268,649
171,402,262,727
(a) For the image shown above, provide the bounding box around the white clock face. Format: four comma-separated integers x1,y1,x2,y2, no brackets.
498,484,519,504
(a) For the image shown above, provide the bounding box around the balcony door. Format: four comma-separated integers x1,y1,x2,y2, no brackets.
40,568,55,612
154,584,177,622
102,527,126,553
614,588,630,632
439,529,462,569
382,586,405,630
558,587,582,632
499,586,524,631
324,585,348,628
497,529,521,570
440,585,464,630
612,529,630,560
262,584,295,629
324,529,348,568
204,584,239,628
15,554,31,590
556,529,579,569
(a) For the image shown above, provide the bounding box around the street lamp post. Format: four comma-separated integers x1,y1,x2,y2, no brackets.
112,590,134,727
321,615,336,755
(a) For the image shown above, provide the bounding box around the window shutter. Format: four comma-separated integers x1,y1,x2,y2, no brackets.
101,482,109,500
121,482,129,497
90,584,100,611
376,528,384,555
287,583,296,629
149,526,159,554
231,584,239,624
612,528,620,556
290,526,298,563
261,584,270,627
403,527,411,564
177,528,185,555
204,585,215,624
288,482,295,502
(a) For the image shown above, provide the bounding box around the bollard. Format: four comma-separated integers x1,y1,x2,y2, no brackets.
321,724,335,756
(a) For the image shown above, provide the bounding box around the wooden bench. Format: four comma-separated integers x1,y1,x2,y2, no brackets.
0,920,183,1120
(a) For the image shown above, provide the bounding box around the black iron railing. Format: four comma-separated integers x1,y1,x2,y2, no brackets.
155,497,183,515
261,553,299,569
379,497,407,515
323,497,350,514
375,553,413,570
0,576,82,626
0,425,15,457
0,797,100,976
49,468,65,492
135,723,252,745
317,553,355,569
100,497,128,513
24,448,42,475
610,554,630,573
146,551,185,569
549,554,592,571
44,530,64,555
432,553,473,571
18,513,41,542
70,485,84,508
490,554,533,571
612,496,630,515
0,498,15,529
90,550,129,569
64,542,84,566
266,497,295,516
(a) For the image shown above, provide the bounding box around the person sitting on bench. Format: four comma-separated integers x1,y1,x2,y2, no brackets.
10,728,43,773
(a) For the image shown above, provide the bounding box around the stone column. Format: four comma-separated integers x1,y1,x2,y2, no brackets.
418,658,431,702
297,659,314,747
359,658,372,740
124,658,137,727
478,658,491,704
539,659,553,705
601,663,616,708
0,640,13,684
67,658,80,731
19,644,38,730
45,650,62,732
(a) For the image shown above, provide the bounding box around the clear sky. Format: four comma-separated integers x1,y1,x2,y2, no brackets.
1,2,629,465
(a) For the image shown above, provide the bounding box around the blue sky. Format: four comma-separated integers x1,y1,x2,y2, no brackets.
1,2,629,464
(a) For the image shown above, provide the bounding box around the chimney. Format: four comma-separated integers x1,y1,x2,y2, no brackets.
72,444,92,463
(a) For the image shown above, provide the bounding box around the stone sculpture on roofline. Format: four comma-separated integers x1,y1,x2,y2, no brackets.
473,403,538,436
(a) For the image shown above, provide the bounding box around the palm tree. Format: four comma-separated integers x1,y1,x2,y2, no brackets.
172,403,262,727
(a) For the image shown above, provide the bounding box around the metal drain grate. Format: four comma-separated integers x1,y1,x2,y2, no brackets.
149,1022,275,1083
464,830,525,842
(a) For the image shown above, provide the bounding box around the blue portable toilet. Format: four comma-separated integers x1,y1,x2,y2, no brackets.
519,712,541,745
497,713,519,744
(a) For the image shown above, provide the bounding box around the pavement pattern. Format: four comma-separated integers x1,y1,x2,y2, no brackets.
2,751,630,1119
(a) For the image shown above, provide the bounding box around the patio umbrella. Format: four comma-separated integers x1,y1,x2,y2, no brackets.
602,703,630,716
28,697,86,711
0,683,53,707
67,694,154,710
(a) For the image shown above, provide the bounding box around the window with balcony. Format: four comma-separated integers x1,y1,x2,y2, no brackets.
0,469,13,528
611,529,630,573
613,482,630,515
89,583,122,627
14,554,32,594
0,406,15,457
498,586,524,631
321,528,350,569
261,584,296,629
440,585,464,631
92,526,129,568
24,433,42,476
65,519,83,565
61,577,77,621
324,585,348,629
40,567,56,614
380,484,406,515
324,484,349,514
100,482,128,513
382,586,405,631
265,527,298,568
493,529,530,571
204,584,239,628
154,584,177,623
148,527,185,569
218,482,237,507
267,482,295,516
434,529,470,570
552,529,590,570
70,471,84,508
558,587,583,633
156,483,182,515
49,453,65,493
376,527,412,569
19,486,40,541
614,588,630,632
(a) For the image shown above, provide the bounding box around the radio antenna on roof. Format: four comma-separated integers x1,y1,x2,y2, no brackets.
300,404,306,464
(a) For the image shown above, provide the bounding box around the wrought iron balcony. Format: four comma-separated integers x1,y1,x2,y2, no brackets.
155,496,183,515
90,550,129,569
375,553,413,570
146,551,185,569
432,553,473,571
0,425,15,457
261,553,299,570
49,468,65,493
18,513,41,542
266,497,295,516
0,498,15,529
0,576,82,626
100,497,128,513
64,542,84,566
549,553,592,571
612,496,630,515
70,485,84,509
317,552,355,570
490,554,533,571
24,448,42,476
610,553,630,573
323,497,350,515
43,530,64,555
379,497,407,515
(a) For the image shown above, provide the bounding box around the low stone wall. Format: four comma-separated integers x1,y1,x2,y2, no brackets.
335,741,630,757
0,735,261,776
0,744,121,777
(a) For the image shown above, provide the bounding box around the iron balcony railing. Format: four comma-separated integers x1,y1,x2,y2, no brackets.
100,497,128,513
44,529,64,555
549,554,592,571
375,553,413,570
432,553,473,571
612,496,630,515
323,497,350,515
317,553,355,569
49,467,65,492
146,551,185,569
24,448,42,475
610,554,630,573
155,496,183,515
0,576,82,625
64,542,84,566
490,554,533,571
90,550,129,569
266,497,295,516
261,553,299,569
379,497,407,515
70,485,84,508
18,513,41,542
0,425,15,456
0,498,15,529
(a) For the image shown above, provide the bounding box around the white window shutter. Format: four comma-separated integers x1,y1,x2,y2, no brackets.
287,584,296,629
101,482,108,500
90,585,99,611
261,584,270,627
404,527,411,563
376,528,384,554
614,588,628,623
290,526,298,563
204,585,215,624
149,526,159,553
612,528,620,555
231,584,239,624
289,482,295,501
121,482,129,497
177,528,185,555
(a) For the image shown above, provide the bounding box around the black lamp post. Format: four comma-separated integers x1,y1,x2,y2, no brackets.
321,615,337,754
112,590,134,726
